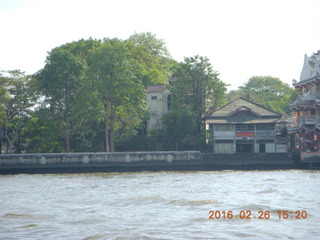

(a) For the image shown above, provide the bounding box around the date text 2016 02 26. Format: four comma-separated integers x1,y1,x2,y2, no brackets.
208,210,308,220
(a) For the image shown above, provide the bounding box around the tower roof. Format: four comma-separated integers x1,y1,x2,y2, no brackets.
147,85,168,93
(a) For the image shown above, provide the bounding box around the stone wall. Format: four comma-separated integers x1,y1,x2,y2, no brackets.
202,153,294,170
0,151,201,174
0,152,297,174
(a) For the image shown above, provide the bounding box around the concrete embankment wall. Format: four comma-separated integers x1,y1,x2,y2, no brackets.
0,152,294,174
202,153,294,170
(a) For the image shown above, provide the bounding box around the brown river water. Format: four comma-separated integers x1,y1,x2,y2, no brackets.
1,170,319,239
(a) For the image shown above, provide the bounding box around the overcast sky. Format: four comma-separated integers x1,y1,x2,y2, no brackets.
1,0,319,90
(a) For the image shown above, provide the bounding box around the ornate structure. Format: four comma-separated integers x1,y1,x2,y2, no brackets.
288,50,320,159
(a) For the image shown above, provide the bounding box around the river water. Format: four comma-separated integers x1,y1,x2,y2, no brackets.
1,170,319,240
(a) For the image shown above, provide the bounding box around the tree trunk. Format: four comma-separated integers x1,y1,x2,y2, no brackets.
105,117,110,152
109,107,117,152
4,129,16,153
6,136,14,153
6,139,9,154
66,134,71,152
66,120,71,152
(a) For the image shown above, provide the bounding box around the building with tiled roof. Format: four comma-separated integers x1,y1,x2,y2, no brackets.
204,98,287,153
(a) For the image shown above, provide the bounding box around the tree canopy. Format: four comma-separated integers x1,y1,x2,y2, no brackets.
0,70,36,153
35,48,86,152
31,33,173,152
166,55,227,150
227,76,297,114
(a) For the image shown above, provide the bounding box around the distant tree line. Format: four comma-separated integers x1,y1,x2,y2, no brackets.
0,32,296,153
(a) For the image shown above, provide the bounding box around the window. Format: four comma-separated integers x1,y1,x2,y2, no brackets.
256,124,275,130
235,124,254,131
167,94,172,110
151,96,157,100
214,124,234,131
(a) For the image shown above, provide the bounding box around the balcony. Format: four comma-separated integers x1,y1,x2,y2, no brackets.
289,91,317,108
288,115,319,132
303,115,317,125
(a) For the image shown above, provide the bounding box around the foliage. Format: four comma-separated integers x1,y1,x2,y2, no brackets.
162,108,197,150
57,38,102,66
6,35,298,154
21,110,65,153
227,76,297,114
79,38,149,152
172,55,227,118
128,32,174,86
170,55,227,149
0,70,36,153
35,48,86,152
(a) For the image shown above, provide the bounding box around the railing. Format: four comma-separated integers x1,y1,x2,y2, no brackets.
288,115,320,132
303,115,317,124
301,152,320,162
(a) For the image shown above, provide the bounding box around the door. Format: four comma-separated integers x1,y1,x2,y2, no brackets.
259,144,266,153
236,144,253,153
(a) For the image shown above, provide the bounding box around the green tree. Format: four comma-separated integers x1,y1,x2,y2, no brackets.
226,89,242,102
21,109,65,153
81,38,148,152
35,49,85,152
230,76,297,114
171,55,227,148
58,38,102,66
0,73,10,153
0,70,36,153
128,32,174,86
162,108,196,150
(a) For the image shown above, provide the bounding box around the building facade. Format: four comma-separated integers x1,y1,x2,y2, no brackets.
204,98,287,153
146,85,171,131
288,51,320,159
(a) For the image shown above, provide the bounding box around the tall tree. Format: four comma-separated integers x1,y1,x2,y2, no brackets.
172,56,227,134
0,70,36,153
35,49,85,152
83,38,148,152
0,73,10,153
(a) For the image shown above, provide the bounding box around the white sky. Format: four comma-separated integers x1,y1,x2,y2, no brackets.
0,0,319,90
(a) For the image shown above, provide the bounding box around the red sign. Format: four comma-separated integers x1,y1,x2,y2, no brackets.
236,132,254,137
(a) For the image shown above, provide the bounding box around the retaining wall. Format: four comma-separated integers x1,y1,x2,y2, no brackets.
202,153,294,170
0,152,295,174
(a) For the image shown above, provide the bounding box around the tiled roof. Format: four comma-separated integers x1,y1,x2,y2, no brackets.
147,85,167,93
205,118,282,124
204,98,282,123
296,51,320,85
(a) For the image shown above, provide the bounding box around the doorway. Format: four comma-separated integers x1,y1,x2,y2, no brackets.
259,143,266,153
236,144,253,153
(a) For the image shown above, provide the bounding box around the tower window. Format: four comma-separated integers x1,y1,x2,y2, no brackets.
151,96,157,100
167,94,172,110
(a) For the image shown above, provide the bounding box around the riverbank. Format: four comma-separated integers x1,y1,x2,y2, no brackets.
0,151,310,174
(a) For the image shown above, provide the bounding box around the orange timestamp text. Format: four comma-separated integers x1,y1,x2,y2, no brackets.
208,210,308,220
